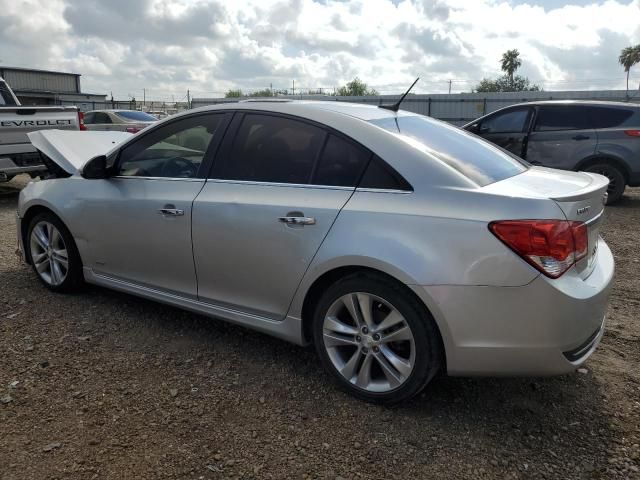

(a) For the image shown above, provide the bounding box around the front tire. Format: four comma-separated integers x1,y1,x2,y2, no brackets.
26,212,84,292
312,272,442,404
583,163,625,204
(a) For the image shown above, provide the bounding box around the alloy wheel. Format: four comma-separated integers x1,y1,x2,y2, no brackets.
322,292,416,393
29,221,69,286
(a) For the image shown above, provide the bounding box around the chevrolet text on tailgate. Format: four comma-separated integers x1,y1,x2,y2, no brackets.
0,77,84,182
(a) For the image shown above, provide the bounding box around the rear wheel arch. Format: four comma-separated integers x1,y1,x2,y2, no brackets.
576,155,630,183
300,266,446,364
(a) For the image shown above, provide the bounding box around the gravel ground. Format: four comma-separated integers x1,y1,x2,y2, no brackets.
1,175,639,480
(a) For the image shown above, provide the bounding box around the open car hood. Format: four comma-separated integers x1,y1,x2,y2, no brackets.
28,130,132,175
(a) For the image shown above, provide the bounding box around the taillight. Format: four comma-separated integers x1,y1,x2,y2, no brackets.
78,111,87,131
489,220,588,278
624,129,640,137
125,126,141,134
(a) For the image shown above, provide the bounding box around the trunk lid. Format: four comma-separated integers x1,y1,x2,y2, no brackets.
483,166,609,278
27,130,132,175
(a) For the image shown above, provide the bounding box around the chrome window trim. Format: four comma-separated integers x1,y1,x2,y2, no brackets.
111,175,205,182
355,187,413,194
205,178,355,191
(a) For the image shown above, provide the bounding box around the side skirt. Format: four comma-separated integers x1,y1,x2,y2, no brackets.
83,268,305,345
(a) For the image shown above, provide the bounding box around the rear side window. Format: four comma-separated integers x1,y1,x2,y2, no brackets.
588,107,635,129
534,106,590,131
84,112,95,124
312,134,370,187
359,155,412,191
218,114,326,184
481,108,530,134
116,111,158,122
369,115,527,186
93,112,112,124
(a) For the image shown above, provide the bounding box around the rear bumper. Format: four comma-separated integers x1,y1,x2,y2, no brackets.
414,237,614,376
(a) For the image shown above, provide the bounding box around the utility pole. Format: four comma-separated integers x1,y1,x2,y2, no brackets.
448,80,452,94
143,88,146,107
187,89,190,109
292,80,295,96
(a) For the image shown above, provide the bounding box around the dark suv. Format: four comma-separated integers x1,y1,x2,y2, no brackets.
463,101,640,203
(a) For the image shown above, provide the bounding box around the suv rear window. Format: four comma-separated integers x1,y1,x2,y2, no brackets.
588,106,635,129
369,115,527,186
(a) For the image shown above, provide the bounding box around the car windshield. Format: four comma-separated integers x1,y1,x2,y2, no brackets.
369,115,528,186
115,111,158,122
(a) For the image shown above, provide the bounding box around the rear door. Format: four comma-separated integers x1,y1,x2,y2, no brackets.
472,106,533,158
526,105,597,169
192,112,370,319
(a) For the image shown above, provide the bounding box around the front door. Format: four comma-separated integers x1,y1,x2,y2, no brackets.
78,112,229,297
192,113,371,319
526,104,597,169
476,106,533,158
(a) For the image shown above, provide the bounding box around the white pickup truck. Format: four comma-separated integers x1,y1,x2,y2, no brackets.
0,77,84,182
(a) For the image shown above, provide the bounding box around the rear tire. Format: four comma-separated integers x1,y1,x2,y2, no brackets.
583,163,625,204
312,272,442,404
26,212,84,293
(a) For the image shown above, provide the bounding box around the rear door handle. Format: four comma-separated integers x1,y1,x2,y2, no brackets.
279,216,316,226
572,134,590,141
158,204,184,216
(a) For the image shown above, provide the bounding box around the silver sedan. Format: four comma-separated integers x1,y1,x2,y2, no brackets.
17,101,614,403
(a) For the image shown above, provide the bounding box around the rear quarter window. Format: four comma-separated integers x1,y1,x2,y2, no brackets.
588,106,636,129
369,115,527,186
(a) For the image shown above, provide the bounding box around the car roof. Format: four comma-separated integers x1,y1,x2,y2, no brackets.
186,100,416,122
507,100,640,108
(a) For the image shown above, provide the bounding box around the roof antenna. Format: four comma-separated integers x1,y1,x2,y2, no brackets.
379,77,420,112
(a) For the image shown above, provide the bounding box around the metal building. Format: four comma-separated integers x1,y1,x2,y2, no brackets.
0,66,106,106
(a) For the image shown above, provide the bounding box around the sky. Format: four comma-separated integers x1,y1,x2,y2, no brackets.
0,0,639,101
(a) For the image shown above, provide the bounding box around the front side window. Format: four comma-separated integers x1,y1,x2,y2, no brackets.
370,115,527,186
534,105,590,131
216,114,326,184
117,114,222,178
481,108,530,134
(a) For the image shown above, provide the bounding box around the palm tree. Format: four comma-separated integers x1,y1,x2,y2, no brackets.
619,45,640,93
501,49,522,88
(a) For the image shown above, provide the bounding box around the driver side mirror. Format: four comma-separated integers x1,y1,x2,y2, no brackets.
81,155,109,179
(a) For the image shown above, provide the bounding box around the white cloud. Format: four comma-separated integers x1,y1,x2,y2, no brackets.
0,0,639,100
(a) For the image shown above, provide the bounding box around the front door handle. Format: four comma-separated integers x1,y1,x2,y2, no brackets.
572,134,590,141
279,216,316,226
158,204,184,216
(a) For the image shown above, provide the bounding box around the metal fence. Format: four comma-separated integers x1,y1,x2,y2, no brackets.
192,89,640,126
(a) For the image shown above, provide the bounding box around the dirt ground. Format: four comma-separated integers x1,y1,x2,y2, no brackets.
1,175,638,480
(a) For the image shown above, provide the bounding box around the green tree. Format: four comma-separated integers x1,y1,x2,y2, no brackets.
475,75,540,93
500,49,522,88
225,89,244,98
336,77,378,96
249,88,274,97
619,45,640,93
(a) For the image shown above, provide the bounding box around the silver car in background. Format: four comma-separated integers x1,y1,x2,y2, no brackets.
17,101,614,403
83,109,158,134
